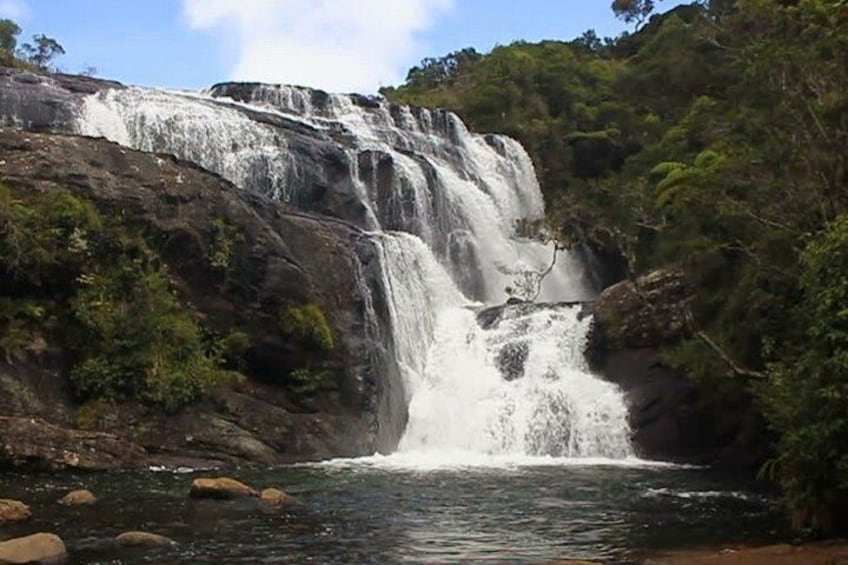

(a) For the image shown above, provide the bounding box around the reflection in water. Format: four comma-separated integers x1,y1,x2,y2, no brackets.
0,464,784,564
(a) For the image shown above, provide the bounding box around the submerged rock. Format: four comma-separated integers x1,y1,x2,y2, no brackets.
0,533,67,564
189,477,258,499
57,489,97,506
0,499,31,522
115,531,175,548
259,488,296,508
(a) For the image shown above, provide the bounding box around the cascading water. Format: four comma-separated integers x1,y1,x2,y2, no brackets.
73,82,633,461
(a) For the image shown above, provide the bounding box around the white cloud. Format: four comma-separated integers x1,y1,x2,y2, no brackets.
0,0,29,20
183,0,453,93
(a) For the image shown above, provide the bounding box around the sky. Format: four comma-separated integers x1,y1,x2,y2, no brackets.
1,0,686,93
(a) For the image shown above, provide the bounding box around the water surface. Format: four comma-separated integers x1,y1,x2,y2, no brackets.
0,459,786,563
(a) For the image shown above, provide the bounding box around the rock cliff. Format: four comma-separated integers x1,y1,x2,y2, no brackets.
0,127,391,467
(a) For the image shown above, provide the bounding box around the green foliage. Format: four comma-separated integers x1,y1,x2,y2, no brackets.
0,297,46,363
212,330,251,370
69,260,226,412
209,217,243,271
288,368,333,395
761,213,848,531
0,18,20,63
279,303,335,352
384,0,848,530
0,182,242,412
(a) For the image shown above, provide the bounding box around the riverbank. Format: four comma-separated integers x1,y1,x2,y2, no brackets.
644,540,848,564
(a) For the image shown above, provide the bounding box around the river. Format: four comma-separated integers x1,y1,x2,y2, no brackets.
0,458,784,564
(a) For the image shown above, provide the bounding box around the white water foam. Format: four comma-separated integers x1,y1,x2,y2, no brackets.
643,488,756,501
313,453,683,472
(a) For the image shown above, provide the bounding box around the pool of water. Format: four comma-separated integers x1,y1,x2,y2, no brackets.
0,458,786,563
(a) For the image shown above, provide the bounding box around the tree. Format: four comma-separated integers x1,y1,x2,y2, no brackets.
763,212,848,532
395,47,482,91
574,29,604,52
18,33,65,71
0,18,20,52
612,0,658,26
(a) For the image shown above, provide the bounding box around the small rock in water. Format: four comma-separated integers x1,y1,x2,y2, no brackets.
260,488,295,506
189,477,258,499
115,531,175,548
57,489,96,505
496,341,529,381
0,532,68,564
0,499,31,522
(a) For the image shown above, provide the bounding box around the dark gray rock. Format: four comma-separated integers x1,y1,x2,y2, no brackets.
476,300,592,331
496,341,529,381
587,268,771,470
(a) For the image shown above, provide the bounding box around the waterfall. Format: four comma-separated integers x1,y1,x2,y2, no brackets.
73,82,633,460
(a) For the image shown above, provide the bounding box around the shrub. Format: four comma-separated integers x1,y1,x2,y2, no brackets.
279,303,335,352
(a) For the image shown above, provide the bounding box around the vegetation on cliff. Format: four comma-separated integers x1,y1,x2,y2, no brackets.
0,180,338,412
0,18,64,71
0,182,240,411
383,0,848,531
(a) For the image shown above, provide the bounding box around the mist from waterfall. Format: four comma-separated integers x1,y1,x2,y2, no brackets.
74,83,633,463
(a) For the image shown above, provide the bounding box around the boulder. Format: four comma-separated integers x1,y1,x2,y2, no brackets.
189,477,258,499
0,499,31,522
0,533,67,564
586,267,691,356
115,531,175,548
586,268,770,470
57,489,96,506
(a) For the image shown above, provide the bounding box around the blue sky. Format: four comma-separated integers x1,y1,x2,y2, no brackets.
1,0,685,92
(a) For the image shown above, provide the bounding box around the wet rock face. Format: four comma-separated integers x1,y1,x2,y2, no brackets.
586,267,692,356
0,68,119,132
0,128,392,466
586,268,770,471
476,300,594,384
